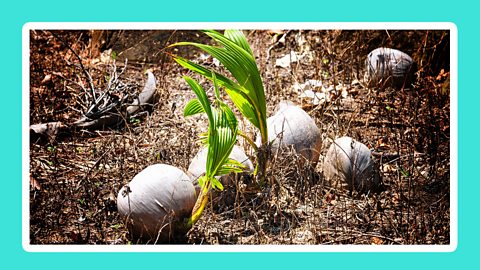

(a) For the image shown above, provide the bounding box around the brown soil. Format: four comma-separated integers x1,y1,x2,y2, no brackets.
29,29,450,245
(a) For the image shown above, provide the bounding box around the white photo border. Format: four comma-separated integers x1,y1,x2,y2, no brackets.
22,22,458,253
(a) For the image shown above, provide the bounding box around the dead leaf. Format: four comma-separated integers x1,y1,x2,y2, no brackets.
394,237,404,243
436,69,449,81
376,138,390,150
275,51,303,68
382,164,396,173
267,29,285,35
40,74,52,84
392,192,400,204
30,176,42,191
339,85,348,98
371,236,383,245
299,90,327,105
325,193,336,205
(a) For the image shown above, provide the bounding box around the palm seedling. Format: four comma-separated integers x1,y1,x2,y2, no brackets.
170,30,270,183
183,74,246,226
116,74,239,241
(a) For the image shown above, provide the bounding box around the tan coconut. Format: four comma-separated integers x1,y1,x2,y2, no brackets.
366,47,416,89
323,136,381,193
187,145,254,188
261,101,321,166
117,164,196,243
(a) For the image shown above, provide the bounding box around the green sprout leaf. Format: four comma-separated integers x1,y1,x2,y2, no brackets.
129,117,141,125
174,30,273,226
171,30,268,145
400,167,410,177
183,75,241,226
184,98,205,117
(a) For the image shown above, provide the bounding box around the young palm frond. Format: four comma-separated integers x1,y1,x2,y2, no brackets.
171,30,268,146
171,30,269,182
183,75,244,226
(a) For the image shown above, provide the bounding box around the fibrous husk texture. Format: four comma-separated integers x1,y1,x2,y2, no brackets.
323,136,381,193
366,47,416,89
261,101,321,166
188,145,254,188
117,164,196,243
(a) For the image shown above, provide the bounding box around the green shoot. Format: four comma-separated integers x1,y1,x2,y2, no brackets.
183,75,245,226
170,30,269,183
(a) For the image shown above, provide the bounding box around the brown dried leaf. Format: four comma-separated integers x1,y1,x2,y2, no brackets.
40,74,52,84
30,176,42,191
382,164,396,173
325,193,336,205
371,236,383,245
267,29,285,35
376,138,390,150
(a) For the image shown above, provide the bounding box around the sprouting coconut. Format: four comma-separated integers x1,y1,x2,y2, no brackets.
366,47,416,89
188,145,254,188
259,101,321,166
117,164,196,243
323,136,381,193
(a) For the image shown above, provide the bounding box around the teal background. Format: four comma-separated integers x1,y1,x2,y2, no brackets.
3,0,474,269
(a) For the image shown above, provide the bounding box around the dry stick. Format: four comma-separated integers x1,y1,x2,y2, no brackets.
154,30,177,58
332,228,403,244
75,147,113,191
49,31,96,99
88,60,126,115
106,59,128,93
266,30,292,61
74,73,91,107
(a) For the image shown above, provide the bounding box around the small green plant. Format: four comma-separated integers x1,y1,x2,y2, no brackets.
110,223,122,229
129,117,141,125
183,74,245,226
47,145,56,153
170,30,270,182
399,167,410,178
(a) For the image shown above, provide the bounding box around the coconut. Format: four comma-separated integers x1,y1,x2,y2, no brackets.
366,47,416,89
187,145,254,188
117,164,196,243
323,137,381,192
260,101,321,166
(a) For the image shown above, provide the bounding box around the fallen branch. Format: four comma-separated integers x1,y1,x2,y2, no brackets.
30,70,157,140
73,63,157,130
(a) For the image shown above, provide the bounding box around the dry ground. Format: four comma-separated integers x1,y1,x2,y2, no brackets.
29,29,450,245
